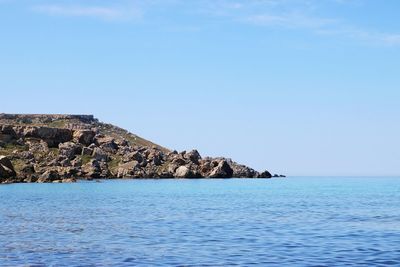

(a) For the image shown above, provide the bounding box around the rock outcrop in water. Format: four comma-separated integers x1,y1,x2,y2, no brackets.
0,114,278,183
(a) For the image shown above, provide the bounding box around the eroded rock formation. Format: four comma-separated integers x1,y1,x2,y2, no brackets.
0,114,278,183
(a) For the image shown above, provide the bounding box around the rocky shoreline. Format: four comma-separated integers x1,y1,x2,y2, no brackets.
0,114,284,184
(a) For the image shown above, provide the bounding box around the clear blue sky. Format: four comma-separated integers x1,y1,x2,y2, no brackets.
1,0,399,176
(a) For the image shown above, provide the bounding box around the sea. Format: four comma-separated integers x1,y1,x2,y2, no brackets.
1,177,399,266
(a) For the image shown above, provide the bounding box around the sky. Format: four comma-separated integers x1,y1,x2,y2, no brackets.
1,0,399,176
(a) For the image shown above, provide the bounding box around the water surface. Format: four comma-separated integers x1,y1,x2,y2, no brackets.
1,177,400,266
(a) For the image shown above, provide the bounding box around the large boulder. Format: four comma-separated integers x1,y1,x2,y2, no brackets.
258,170,272,178
92,147,109,162
147,150,164,166
95,135,118,152
82,159,110,178
230,163,258,178
123,151,144,163
167,152,187,166
81,147,93,156
184,150,201,164
116,161,140,178
208,160,233,178
37,170,60,183
17,126,73,147
73,130,95,146
174,165,202,178
0,125,17,143
57,166,79,178
0,125,17,137
59,142,82,160
27,140,49,154
82,159,101,178
174,166,191,178
0,156,16,179
19,163,36,179
199,160,213,175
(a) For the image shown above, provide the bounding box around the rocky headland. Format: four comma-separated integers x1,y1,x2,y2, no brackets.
0,114,282,183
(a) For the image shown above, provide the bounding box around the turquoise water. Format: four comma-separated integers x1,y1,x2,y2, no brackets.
1,177,400,266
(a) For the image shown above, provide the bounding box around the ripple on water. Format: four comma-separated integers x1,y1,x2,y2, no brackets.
1,177,400,266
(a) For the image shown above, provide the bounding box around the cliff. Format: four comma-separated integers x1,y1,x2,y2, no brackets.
0,114,276,183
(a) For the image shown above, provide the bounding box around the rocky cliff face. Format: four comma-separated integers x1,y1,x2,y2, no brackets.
0,114,275,183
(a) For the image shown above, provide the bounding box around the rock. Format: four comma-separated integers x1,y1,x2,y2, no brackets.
185,150,201,164
23,175,38,183
199,160,212,175
16,138,25,146
0,156,16,179
0,125,17,137
59,142,82,160
82,147,94,156
115,139,129,147
123,151,143,163
174,166,191,178
62,178,77,183
167,163,179,174
174,165,202,178
27,140,49,154
37,170,59,183
139,159,148,168
82,159,101,178
82,159,110,178
0,125,17,143
117,161,140,178
258,170,272,178
95,135,118,152
73,130,95,146
171,157,186,166
148,151,163,166
92,147,109,162
19,163,35,178
230,163,257,178
88,143,97,149
71,157,82,168
17,126,73,147
157,171,174,178
0,114,276,183
19,151,35,160
59,157,71,167
208,160,233,178
57,166,79,177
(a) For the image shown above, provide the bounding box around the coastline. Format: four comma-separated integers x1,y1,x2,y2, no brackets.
0,114,282,184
